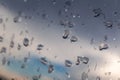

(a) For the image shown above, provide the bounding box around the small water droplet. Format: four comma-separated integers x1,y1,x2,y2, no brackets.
104,21,113,28
21,63,26,69
0,47,6,53
70,36,78,42
96,76,100,80
37,44,44,50
2,57,6,65
77,56,89,64
48,65,54,73
63,30,70,39
0,18,3,24
65,60,72,67
81,72,88,80
17,44,21,50
0,36,3,42
93,8,102,17
23,38,29,47
66,72,71,78
10,40,14,48
40,57,48,65
99,43,109,51
13,16,22,23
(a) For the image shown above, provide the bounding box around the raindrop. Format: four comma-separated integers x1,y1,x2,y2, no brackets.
93,8,102,17
17,44,21,50
96,76,100,80
66,72,71,78
48,64,54,73
2,57,6,65
40,57,48,65
37,67,40,72
0,36,3,42
81,72,88,80
68,21,74,28
30,37,34,45
0,47,7,53
82,57,89,64
32,75,40,80
99,43,109,51
24,0,27,2
104,35,108,41
7,60,11,66
77,56,89,64
41,13,48,19
37,44,44,50
52,0,56,5
0,18,3,24
24,57,28,63
65,0,72,7
90,38,94,45
13,16,22,23
104,21,113,28
70,36,78,42
65,60,72,67
64,8,68,12
63,30,70,39
76,56,80,65
21,64,26,69
10,40,14,48
23,38,29,47
60,20,67,26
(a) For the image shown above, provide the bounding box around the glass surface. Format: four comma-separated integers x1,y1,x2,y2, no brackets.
0,0,120,80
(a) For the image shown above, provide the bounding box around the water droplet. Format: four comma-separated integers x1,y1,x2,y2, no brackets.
65,60,72,67
70,36,78,42
23,38,29,47
66,72,71,78
0,47,6,53
68,21,74,28
40,57,48,65
21,64,26,69
96,76,100,80
13,16,22,23
48,65,54,73
24,0,27,2
90,38,94,45
2,57,6,65
41,13,48,19
24,57,28,63
37,44,44,50
52,0,56,5
60,20,67,26
0,36,3,42
7,60,10,66
63,30,70,39
0,18,3,24
104,21,113,28
65,1,72,7
32,76,40,80
81,72,88,80
99,43,109,51
77,56,89,64
17,44,21,50
10,40,14,48
37,67,40,72
104,35,108,41
76,56,80,65
93,8,102,17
